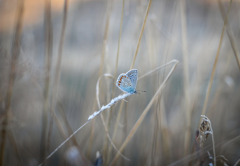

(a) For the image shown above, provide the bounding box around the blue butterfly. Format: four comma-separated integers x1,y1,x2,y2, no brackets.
116,69,138,94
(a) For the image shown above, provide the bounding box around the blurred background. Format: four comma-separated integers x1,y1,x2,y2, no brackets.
0,0,240,165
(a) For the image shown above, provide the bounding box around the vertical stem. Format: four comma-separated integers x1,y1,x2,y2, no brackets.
99,0,113,77
218,0,240,70
0,0,24,165
151,104,159,165
210,124,216,166
8,129,23,166
108,0,152,163
200,0,233,123
88,0,113,161
130,0,152,69
40,0,53,162
110,62,178,166
47,0,68,156
180,0,191,156
106,0,125,164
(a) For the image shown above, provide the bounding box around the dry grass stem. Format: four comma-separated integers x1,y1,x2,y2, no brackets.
130,0,152,69
39,76,132,166
46,1,69,163
107,0,125,162
180,0,191,156
0,0,24,164
97,0,113,161
38,120,89,166
218,0,240,70
99,0,113,77
41,0,53,162
47,0,69,157
108,0,152,160
200,0,233,122
32,79,88,165
39,59,178,165
197,115,215,166
96,74,130,161
2,0,240,165
138,59,178,81
110,60,178,166
88,0,113,157
8,129,23,166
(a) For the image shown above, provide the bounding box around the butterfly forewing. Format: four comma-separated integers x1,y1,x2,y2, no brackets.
116,74,133,93
126,69,138,89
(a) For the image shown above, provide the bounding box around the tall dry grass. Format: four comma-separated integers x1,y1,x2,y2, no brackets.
0,0,240,166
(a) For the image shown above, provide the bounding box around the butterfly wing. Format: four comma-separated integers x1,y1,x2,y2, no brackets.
126,69,138,89
116,74,134,93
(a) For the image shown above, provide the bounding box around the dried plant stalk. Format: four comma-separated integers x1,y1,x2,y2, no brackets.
200,0,232,121
130,0,152,69
107,0,125,163
110,60,178,166
0,0,24,165
218,0,240,70
41,0,53,162
180,0,191,156
38,60,178,166
47,0,69,157
197,115,215,166
94,0,113,161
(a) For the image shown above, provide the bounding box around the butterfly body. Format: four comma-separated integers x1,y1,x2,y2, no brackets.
116,69,138,94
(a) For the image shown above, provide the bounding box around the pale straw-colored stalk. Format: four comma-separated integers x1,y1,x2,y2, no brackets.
130,0,152,69
41,0,53,162
96,75,130,162
218,0,240,70
38,75,131,166
111,59,178,148
199,0,233,124
0,0,24,164
109,0,152,163
38,59,178,166
8,129,23,166
88,0,113,159
106,0,125,163
110,60,178,166
180,0,191,156
47,0,68,156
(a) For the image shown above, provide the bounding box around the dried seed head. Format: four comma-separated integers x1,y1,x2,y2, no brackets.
197,115,212,148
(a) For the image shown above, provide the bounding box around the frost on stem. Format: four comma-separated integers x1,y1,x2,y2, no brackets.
88,93,132,121
197,115,212,148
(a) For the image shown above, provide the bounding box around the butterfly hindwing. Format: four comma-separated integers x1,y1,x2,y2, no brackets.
116,74,135,94
126,69,138,89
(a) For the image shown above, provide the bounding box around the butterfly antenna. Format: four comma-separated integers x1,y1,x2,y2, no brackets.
137,90,146,93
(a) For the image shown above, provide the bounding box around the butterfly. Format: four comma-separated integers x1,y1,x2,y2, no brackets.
116,69,138,94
